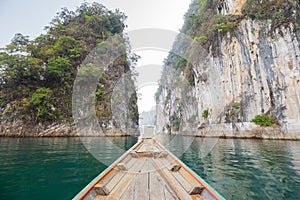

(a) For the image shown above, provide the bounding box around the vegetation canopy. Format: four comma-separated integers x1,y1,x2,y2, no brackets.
0,2,138,126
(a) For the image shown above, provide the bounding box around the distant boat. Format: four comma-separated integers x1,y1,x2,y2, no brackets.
73,138,225,200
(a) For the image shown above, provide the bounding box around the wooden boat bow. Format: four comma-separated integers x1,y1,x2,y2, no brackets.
73,138,225,200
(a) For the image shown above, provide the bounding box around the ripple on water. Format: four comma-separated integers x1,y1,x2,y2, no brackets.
1,136,300,200
163,137,300,200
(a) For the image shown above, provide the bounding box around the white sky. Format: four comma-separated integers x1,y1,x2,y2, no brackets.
0,0,190,112
136,50,168,112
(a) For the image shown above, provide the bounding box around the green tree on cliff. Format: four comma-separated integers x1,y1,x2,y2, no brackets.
0,2,138,126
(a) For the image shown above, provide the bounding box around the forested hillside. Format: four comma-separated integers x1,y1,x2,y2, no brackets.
0,3,138,136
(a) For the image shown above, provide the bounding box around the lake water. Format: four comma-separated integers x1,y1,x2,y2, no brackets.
1,136,300,199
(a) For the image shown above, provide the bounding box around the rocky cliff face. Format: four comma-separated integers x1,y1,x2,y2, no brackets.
0,119,130,137
156,0,300,139
218,0,247,15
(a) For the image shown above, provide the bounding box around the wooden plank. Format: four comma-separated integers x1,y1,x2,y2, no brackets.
129,151,139,158
126,157,138,169
152,158,193,200
120,154,132,164
75,139,145,200
162,155,203,187
119,180,135,200
118,152,137,166
116,163,128,171
148,158,164,200
173,170,193,192
95,158,137,195
148,159,178,200
104,170,126,194
94,195,107,200
120,158,150,200
158,156,204,195
163,184,178,200
94,157,138,195
133,158,149,199
94,157,138,196
156,151,168,158
136,139,160,153
160,157,204,195
94,169,118,195
96,170,117,186
91,139,207,200
191,195,204,200
158,156,173,170
106,157,147,199
178,167,202,186
82,189,96,200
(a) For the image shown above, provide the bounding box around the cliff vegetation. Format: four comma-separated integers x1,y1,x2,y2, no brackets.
0,3,138,136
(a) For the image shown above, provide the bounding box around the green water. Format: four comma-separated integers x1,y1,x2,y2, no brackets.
159,136,300,199
0,137,137,200
1,136,300,200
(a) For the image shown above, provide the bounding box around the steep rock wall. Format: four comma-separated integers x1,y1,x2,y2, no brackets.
218,0,247,15
156,67,198,134
156,0,300,139
196,20,300,121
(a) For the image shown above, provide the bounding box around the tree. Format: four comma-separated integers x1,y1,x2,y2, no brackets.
44,57,72,84
0,2,138,127
5,33,29,53
25,87,56,121
53,36,83,58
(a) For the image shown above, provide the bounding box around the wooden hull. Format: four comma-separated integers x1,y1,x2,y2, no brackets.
73,138,225,200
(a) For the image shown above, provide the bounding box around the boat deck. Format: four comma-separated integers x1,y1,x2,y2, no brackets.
79,139,221,200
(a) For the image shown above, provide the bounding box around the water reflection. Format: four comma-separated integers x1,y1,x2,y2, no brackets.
157,134,220,159
1,136,299,200
157,135,300,200
80,136,138,166
0,137,137,200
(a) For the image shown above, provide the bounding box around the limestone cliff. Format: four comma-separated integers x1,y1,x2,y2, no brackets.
156,0,300,139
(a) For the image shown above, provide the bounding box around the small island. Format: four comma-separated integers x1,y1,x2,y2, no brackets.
0,2,138,137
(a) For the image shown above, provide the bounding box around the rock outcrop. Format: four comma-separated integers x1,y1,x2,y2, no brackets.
0,3,139,137
156,0,300,139
0,118,132,137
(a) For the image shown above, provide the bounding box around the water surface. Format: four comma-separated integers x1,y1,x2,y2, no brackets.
159,136,300,199
0,137,137,200
1,136,300,199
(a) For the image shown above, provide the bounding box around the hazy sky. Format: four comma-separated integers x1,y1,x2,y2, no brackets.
0,0,190,46
0,0,191,112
